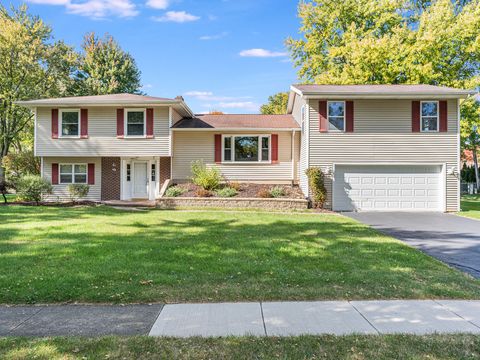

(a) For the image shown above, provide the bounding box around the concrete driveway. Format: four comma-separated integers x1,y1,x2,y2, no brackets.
344,212,480,278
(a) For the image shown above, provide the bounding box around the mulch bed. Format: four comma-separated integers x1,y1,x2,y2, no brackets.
171,183,305,199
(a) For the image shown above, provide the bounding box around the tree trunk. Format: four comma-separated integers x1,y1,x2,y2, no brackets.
473,147,480,192
0,161,5,184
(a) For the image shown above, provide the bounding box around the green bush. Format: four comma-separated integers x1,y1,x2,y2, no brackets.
191,160,222,190
2,150,40,183
165,186,186,197
215,187,238,198
305,167,327,208
15,175,52,205
67,184,90,203
269,186,285,198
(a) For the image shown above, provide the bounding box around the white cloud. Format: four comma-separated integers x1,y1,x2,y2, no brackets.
239,48,288,58
185,91,253,102
26,0,138,18
203,101,260,112
199,32,228,41
184,91,214,97
152,11,200,23
146,0,168,9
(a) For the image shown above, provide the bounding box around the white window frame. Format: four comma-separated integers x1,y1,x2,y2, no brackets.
59,163,88,184
327,101,346,132
420,101,439,133
124,108,146,138
221,134,271,164
59,109,81,138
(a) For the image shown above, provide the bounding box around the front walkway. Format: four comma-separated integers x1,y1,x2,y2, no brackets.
2,300,480,337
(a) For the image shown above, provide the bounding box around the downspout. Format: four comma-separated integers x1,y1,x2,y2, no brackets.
291,130,296,185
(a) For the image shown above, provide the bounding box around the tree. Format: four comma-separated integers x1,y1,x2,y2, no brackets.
260,92,289,115
460,98,480,190
0,5,77,183
286,0,480,89
71,32,142,95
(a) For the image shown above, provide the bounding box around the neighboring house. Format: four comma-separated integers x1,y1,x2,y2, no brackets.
16,84,474,212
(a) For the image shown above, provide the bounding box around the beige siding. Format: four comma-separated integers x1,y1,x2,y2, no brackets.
43,157,102,202
308,99,460,211
36,107,170,157
172,131,298,182
171,109,183,126
291,94,309,195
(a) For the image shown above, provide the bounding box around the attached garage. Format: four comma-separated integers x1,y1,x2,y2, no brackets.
333,165,444,212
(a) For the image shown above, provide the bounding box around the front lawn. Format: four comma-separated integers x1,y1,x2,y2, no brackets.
1,206,480,304
1,335,480,360
460,195,480,220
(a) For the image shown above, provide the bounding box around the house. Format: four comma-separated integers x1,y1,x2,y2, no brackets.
16,84,474,212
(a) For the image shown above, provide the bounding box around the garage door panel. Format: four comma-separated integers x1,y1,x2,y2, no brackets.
333,165,443,212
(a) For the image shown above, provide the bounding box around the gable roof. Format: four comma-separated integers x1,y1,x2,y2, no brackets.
172,114,300,130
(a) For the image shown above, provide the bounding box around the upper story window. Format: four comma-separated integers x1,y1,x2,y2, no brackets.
223,135,270,163
421,101,439,132
60,164,87,184
328,101,345,131
60,109,80,137
125,109,145,137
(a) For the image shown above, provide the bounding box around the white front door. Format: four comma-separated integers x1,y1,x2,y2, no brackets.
133,162,148,198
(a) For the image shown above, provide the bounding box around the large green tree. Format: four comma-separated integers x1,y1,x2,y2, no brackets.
286,0,480,88
260,92,289,115
461,98,480,190
71,32,142,95
0,5,76,182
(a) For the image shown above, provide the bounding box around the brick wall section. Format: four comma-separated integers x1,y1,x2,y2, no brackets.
160,157,171,185
101,157,121,200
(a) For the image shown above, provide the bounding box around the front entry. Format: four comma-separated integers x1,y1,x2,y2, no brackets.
133,162,148,198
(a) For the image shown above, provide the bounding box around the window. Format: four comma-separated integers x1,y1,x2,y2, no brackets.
125,109,145,136
60,110,80,137
328,101,345,131
421,101,439,132
126,164,131,182
223,135,270,163
151,163,156,181
59,164,87,184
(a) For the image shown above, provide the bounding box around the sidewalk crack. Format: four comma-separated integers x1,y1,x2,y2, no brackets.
259,302,267,336
433,300,480,330
349,302,380,334
7,306,45,335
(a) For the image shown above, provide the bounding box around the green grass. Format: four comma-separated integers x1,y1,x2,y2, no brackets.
1,335,480,360
460,195,480,220
1,206,480,304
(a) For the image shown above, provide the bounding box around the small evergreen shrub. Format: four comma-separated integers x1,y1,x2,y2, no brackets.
305,167,327,208
191,160,222,190
15,175,52,205
269,186,285,198
195,188,213,197
215,187,238,198
67,184,90,203
165,186,186,197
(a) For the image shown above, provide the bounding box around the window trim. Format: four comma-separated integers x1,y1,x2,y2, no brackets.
420,100,439,133
221,134,272,164
59,109,81,138
59,163,88,184
327,101,346,132
124,108,146,138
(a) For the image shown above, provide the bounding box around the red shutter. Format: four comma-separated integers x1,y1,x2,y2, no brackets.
345,101,354,132
52,163,59,185
51,109,59,138
439,100,448,132
80,109,88,138
319,101,328,132
271,134,279,163
146,108,154,138
116,109,124,138
412,101,420,133
214,134,222,163
88,163,95,185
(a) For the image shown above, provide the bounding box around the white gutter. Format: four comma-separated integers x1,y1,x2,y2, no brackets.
171,128,300,132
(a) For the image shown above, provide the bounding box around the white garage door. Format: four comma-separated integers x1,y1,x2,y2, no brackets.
333,165,443,212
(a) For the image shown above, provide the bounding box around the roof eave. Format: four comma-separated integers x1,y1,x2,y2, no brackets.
301,93,473,99
14,100,181,108
171,127,300,131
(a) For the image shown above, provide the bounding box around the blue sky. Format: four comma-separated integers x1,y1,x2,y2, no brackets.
9,0,301,113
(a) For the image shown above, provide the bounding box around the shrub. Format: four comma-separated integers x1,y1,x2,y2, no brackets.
165,186,186,197
190,160,222,190
215,187,238,198
269,186,285,198
228,182,242,191
256,188,272,198
67,184,90,203
305,167,327,208
195,188,212,197
2,150,40,183
15,175,52,205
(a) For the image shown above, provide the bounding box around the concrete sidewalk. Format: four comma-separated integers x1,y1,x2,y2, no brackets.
2,300,480,337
